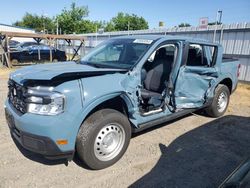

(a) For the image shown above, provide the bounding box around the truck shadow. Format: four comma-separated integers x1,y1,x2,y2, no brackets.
129,115,250,188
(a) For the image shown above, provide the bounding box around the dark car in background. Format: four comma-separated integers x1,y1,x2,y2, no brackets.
10,45,67,63
8,40,20,51
9,41,39,51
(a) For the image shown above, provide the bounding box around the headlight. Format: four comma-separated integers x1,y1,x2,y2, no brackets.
26,87,65,115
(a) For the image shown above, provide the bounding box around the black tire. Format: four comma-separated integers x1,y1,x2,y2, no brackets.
205,84,230,117
11,59,19,64
76,109,131,170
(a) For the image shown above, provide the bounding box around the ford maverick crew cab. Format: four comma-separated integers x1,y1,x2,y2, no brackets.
5,35,240,169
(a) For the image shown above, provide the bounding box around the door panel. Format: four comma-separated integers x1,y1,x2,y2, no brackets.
40,49,50,61
20,50,35,62
174,66,218,108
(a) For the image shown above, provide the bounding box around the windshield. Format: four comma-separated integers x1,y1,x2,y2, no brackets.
80,38,154,69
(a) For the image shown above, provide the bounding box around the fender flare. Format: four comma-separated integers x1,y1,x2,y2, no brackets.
206,73,234,100
79,91,135,125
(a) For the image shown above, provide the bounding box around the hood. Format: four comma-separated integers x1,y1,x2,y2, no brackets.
10,61,127,86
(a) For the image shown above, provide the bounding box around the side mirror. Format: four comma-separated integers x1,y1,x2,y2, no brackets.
147,51,156,62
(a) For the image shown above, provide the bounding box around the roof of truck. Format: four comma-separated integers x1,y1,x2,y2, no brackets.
113,35,218,46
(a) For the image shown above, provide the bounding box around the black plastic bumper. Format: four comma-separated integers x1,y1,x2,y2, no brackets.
5,109,74,160
11,129,74,160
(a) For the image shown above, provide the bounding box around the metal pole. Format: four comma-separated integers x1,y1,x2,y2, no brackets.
43,16,45,34
56,19,59,48
128,21,130,35
95,25,97,47
218,10,222,24
213,11,218,42
56,19,59,35
219,25,224,44
218,10,223,43
213,10,222,43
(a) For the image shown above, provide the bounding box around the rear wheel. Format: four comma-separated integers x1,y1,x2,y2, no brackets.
11,59,19,65
76,109,131,170
205,84,230,117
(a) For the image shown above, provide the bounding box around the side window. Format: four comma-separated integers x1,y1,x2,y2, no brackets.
186,44,217,67
186,44,205,66
142,44,176,82
40,45,50,51
164,45,176,56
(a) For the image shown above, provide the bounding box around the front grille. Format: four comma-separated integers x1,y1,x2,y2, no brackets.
8,79,27,114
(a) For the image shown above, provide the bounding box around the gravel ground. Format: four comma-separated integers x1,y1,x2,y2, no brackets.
0,70,250,188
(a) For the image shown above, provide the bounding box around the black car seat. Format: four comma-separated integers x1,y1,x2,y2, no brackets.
141,48,173,103
187,48,202,66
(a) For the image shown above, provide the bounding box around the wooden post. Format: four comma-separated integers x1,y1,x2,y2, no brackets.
0,36,3,65
4,35,11,68
38,47,41,61
34,37,41,61
49,38,52,62
83,40,85,56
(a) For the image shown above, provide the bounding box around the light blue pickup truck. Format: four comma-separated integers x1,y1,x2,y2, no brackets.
5,35,240,169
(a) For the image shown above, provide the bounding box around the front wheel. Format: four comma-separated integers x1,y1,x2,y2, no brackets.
11,59,19,65
205,84,230,117
76,109,131,170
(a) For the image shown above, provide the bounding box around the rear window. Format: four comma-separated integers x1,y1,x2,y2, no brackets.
186,44,217,67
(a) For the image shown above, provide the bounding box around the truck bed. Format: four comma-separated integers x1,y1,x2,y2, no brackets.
222,55,238,63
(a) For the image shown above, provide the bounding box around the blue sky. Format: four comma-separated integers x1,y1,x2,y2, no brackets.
0,0,249,28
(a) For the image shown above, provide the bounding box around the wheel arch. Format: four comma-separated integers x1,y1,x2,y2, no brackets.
218,77,233,93
86,96,131,119
79,92,135,129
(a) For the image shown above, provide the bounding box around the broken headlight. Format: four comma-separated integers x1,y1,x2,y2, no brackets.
26,87,65,115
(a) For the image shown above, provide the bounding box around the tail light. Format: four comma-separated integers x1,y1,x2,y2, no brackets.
237,64,241,78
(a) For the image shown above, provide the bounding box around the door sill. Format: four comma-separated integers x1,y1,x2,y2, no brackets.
134,108,196,133
141,108,163,116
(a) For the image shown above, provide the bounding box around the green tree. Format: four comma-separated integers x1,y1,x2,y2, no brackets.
56,2,89,34
178,23,191,27
13,4,150,34
105,21,116,32
14,13,55,33
208,21,222,25
106,12,149,31
77,20,105,33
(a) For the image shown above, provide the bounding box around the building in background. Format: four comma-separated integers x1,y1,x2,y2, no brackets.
0,23,35,42
77,22,250,82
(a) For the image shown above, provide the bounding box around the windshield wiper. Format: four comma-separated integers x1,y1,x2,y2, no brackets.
79,61,102,68
81,61,117,69
87,63,104,68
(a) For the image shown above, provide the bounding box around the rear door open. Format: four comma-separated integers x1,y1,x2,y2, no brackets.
174,43,218,109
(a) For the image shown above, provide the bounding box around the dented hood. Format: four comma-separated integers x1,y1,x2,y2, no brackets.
10,61,127,86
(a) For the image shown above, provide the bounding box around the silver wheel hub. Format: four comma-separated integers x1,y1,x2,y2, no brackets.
217,92,228,113
94,123,125,161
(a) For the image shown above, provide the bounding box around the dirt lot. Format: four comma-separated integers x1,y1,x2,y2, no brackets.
0,68,250,188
